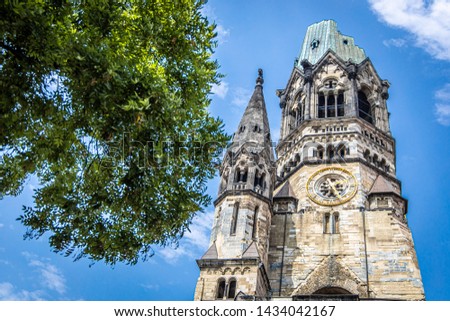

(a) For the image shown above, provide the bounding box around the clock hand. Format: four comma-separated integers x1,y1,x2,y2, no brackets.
334,178,348,186
327,178,342,199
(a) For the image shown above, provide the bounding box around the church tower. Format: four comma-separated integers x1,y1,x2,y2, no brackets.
194,69,276,301
194,20,424,301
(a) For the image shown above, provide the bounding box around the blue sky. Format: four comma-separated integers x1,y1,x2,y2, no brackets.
1,0,450,301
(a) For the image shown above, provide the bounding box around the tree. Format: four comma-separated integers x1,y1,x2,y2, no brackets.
0,0,228,265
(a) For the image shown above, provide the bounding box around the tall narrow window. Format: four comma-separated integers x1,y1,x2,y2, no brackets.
324,213,330,233
228,280,237,299
332,213,339,234
337,93,345,116
358,91,372,124
217,280,226,299
235,168,248,183
230,202,239,235
318,93,326,118
317,145,325,160
296,98,305,125
252,206,259,239
337,144,347,159
324,213,339,234
327,145,335,160
327,94,336,117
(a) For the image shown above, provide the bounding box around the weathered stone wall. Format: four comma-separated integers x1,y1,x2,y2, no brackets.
268,161,424,300
211,195,271,266
194,263,264,301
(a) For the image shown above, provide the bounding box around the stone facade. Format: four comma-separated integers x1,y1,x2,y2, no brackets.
194,20,424,301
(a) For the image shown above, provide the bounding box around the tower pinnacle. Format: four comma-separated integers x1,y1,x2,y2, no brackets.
256,68,264,86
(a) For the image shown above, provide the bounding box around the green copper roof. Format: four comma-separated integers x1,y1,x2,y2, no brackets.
297,20,366,68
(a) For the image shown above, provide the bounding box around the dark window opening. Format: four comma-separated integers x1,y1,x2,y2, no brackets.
230,202,239,235
217,280,226,299
314,287,351,295
235,168,248,183
327,146,335,159
252,207,259,239
327,95,336,117
358,91,373,124
254,172,265,189
337,93,345,116
228,280,237,299
318,93,325,118
324,214,330,234
317,146,324,160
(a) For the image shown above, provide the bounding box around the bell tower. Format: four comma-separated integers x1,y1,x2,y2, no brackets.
269,20,424,300
194,69,275,301
194,20,424,301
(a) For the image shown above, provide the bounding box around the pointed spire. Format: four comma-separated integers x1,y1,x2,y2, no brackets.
201,242,218,259
242,241,260,259
231,69,272,153
369,175,399,196
274,181,296,199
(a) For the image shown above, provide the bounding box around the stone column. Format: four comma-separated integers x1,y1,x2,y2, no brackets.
301,60,313,120
346,61,358,117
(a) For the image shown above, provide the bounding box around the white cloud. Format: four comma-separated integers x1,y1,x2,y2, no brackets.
383,38,408,48
232,87,252,110
369,0,450,60
211,81,229,99
435,83,450,101
434,84,450,125
435,104,450,125
22,252,67,295
201,4,230,45
158,211,213,264
215,24,230,44
0,282,45,301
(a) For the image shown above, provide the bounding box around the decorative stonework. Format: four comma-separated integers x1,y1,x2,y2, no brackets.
194,20,424,302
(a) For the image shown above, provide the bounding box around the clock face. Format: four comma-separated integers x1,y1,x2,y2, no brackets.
306,167,358,206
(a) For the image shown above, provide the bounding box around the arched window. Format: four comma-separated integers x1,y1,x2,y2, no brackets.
217,279,226,299
373,154,379,167
327,145,335,160
235,168,248,183
332,212,339,234
294,93,305,126
323,213,330,234
324,213,339,234
318,93,326,118
337,144,348,159
327,94,336,117
363,149,370,162
337,92,345,116
254,171,265,189
252,206,259,239
313,287,351,295
228,279,237,299
230,202,239,235
317,145,325,160
358,91,372,124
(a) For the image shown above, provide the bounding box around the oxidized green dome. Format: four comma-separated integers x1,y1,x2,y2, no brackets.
297,20,366,68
